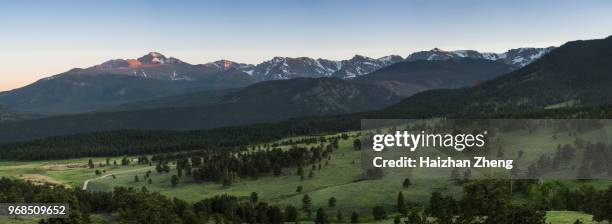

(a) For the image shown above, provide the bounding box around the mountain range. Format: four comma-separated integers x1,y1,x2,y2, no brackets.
0,45,551,116
250,55,404,80
404,47,555,67
0,42,557,142
0,57,517,141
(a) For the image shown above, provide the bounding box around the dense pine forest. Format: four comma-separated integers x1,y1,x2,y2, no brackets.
2,104,611,161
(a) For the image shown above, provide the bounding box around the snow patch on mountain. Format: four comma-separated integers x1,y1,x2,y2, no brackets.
405,47,555,67
250,55,403,80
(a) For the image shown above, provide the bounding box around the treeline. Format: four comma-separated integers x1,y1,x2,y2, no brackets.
523,140,612,180
9,176,611,224
147,135,343,186
0,177,297,224
423,179,612,224
0,116,359,160
1,103,611,161
426,180,547,224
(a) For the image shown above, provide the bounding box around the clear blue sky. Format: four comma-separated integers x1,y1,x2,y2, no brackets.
1,0,612,91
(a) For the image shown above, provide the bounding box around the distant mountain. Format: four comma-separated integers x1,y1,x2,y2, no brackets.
0,77,401,142
247,46,551,81
112,57,510,112
0,52,256,115
355,58,515,97
381,36,612,118
0,54,521,141
0,69,254,115
332,55,404,79
67,52,255,82
205,60,256,75
405,47,554,67
250,55,403,80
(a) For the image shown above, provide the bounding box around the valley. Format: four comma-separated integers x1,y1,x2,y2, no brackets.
1,120,611,223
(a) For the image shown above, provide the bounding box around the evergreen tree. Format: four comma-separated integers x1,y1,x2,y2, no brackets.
394,215,401,224
408,209,422,224
251,192,259,204
403,178,412,188
302,194,312,216
592,186,612,223
353,139,361,150
285,205,298,223
429,192,455,224
372,206,386,220
155,163,163,174
336,210,344,223
315,208,327,224
450,168,461,184
397,192,408,216
350,212,359,223
171,175,179,187
267,205,284,224
463,168,472,182
328,197,337,208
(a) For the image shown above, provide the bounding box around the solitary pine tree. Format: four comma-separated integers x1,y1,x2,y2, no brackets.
353,139,361,151
397,192,408,216
328,197,337,208
250,192,259,204
403,178,412,188
171,175,179,187
302,194,312,216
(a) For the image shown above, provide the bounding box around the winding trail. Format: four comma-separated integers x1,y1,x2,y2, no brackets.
82,166,152,190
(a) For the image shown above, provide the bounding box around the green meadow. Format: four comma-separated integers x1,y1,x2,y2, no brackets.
1,124,611,223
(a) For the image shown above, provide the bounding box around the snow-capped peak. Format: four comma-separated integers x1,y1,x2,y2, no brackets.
405,47,555,67
249,54,404,81
137,52,168,65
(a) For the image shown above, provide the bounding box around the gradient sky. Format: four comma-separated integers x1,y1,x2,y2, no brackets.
1,0,612,91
